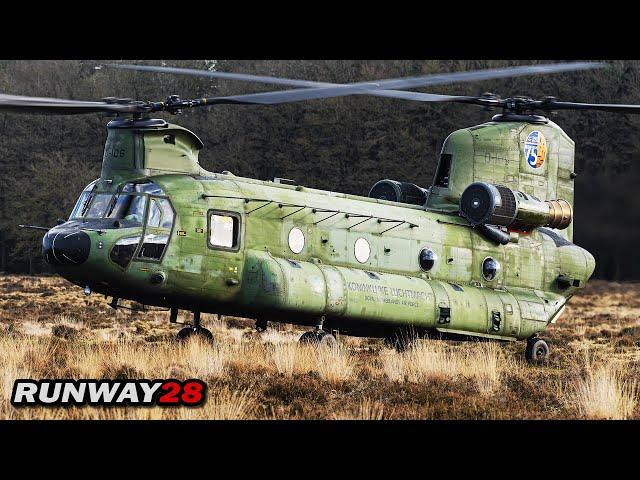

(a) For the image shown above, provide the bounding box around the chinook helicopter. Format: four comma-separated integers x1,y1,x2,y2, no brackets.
9,61,640,363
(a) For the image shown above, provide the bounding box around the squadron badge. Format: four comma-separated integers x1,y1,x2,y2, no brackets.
524,130,547,169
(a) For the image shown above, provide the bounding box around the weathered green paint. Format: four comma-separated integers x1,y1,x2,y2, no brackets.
428,119,576,240
50,117,595,342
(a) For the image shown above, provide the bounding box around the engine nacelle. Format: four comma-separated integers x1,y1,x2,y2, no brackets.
369,179,428,206
459,182,572,231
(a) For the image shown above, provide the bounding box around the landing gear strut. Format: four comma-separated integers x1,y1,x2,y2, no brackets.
255,318,268,333
176,310,214,342
525,336,549,364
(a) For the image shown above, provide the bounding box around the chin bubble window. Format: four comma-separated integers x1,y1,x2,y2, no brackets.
110,236,141,268
138,234,170,260
482,257,500,281
208,211,240,250
419,248,437,271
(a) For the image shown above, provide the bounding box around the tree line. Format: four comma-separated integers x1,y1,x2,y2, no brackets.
0,60,638,279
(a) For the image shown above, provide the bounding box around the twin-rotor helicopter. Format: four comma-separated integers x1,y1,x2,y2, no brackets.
8,61,640,362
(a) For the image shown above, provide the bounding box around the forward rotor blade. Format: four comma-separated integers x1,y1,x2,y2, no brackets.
108,62,605,105
0,93,147,115
107,63,334,88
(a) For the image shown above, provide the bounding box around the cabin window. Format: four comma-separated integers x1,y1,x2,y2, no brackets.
482,257,500,281
354,237,371,263
208,211,241,251
419,248,437,271
288,227,305,254
434,153,452,188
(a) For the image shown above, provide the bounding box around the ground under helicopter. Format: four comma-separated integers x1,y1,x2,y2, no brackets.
9,61,640,362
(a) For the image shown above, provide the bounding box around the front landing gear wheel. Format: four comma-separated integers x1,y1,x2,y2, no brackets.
176,326,214,342
299,331,338,348
525,337,549,364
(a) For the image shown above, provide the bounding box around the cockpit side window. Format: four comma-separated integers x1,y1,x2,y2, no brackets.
136,196,175,262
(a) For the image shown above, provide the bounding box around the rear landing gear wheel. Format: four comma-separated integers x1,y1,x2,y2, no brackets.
176,326,214,342
299,331,337,348
525,337,549,364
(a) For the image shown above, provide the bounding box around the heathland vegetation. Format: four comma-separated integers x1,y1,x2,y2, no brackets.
2,275,639,420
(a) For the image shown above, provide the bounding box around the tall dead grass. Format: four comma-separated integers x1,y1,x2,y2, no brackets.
567,356,638,420
382,340,510,395
270,342,355,382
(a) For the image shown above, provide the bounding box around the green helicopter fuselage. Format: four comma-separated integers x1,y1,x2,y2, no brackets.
43,117,595,342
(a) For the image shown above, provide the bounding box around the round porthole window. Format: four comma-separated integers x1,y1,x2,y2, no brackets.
482,257,500,281
354,237,371,263
288,227,305,254
419,248,437,271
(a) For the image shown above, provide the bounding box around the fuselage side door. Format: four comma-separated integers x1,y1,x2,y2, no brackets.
202,209,245,304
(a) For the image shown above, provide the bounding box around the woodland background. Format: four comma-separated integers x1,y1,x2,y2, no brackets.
0,60,637,279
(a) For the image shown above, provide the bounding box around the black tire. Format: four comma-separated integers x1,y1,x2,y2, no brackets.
525,337,549,363
299,331,319,344
176,327,214,342
317,331,338,348
299,331,337,348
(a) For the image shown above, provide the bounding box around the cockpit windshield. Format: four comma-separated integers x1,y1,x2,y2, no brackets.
69,180,167,225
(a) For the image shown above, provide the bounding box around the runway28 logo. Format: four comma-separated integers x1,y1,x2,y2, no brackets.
11,379,207,407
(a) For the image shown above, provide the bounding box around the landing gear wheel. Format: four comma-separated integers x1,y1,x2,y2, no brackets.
299,331,318,344
299,331,338,348
317,331,338,348
525,337,549,364
176,326,214,342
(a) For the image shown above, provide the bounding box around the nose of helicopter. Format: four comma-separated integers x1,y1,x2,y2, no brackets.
42,229,91,266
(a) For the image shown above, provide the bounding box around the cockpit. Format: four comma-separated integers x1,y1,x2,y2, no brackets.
70,180,172,225
60,179,175,269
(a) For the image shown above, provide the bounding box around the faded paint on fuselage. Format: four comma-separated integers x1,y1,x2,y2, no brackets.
48,118,595,342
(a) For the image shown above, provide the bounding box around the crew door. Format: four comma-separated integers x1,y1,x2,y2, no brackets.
202,209,245,302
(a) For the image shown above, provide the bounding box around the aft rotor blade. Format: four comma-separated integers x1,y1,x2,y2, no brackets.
0,93,148,115
366,62,604,91
203,88,504,106
109,62,605,105
542,100,640,114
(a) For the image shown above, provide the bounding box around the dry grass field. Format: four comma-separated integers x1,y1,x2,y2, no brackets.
1,274,640,420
